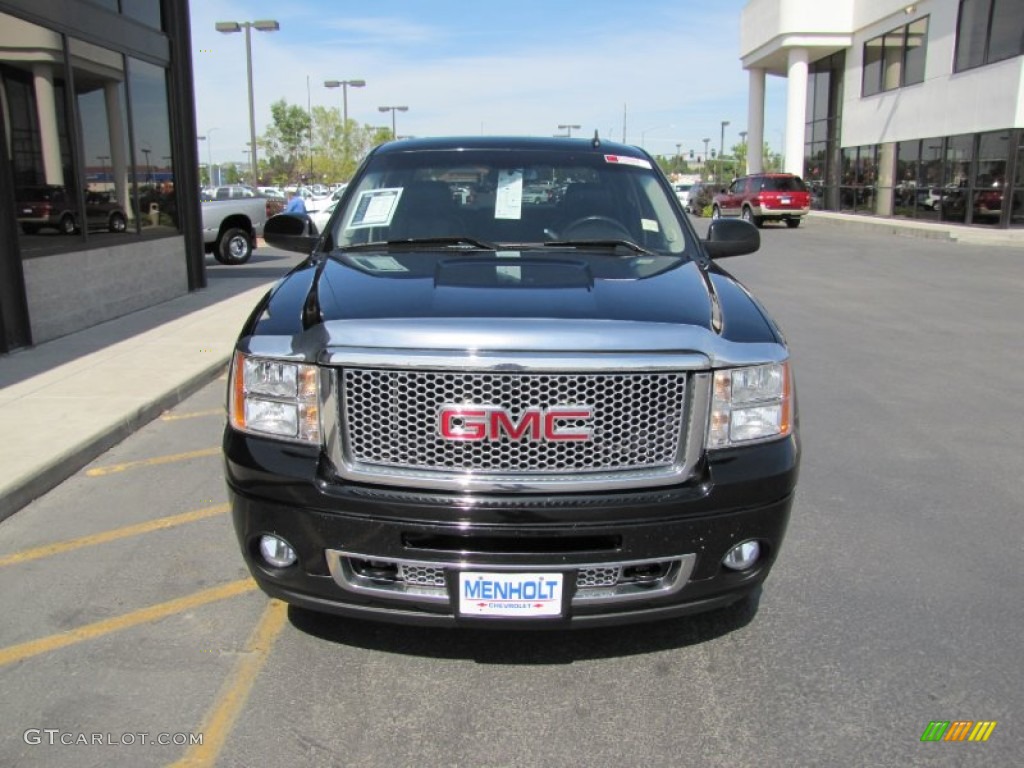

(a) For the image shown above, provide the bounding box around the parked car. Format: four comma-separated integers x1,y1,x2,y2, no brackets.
672,182,693,208
712,173,810,228
685,181,718,215
200,194,267,264
309,200,338,233
16,185,128,234
204,185,261,200
227,136,797,629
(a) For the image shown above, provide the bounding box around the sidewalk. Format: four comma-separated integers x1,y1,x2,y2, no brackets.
807,210,1024,247
0,279,271,521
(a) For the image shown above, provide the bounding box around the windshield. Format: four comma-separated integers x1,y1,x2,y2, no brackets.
328,147,691,255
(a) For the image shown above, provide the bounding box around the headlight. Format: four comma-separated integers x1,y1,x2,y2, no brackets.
708,362,793,449
229,352,321,444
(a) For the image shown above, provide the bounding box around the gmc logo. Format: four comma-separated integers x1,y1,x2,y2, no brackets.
438,405,593,442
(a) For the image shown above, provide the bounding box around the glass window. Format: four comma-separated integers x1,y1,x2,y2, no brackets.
805,70,817,122
127,57,176,233
122,0,162,31
863,37,883,96
2,13,83,253
882,30,905,91
863,19,928,95
955,0,993,71
945,134,974,187
70,38,134,238
974,131,1009,187
813,69,830,122
1012,135,1024,227
921,138,944,187
895,140,920,214
988,0,1024,63
903,18,928,85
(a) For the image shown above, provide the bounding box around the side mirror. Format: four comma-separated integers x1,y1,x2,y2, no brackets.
264,213,320,254
703,218,760,259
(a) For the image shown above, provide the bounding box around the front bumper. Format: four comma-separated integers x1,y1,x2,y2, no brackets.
225,430,798,628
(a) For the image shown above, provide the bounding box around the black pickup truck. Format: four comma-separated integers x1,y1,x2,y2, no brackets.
224,136,799,628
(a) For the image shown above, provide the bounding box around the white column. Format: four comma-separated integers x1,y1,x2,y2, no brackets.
32,63,64,186
747,68,766,174
784,48,809,177
104,82,132,221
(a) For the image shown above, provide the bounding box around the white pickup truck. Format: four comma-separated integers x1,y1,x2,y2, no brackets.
200,189,271,265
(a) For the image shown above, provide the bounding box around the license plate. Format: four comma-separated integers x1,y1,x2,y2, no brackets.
458,572,563,618
780,197,791,205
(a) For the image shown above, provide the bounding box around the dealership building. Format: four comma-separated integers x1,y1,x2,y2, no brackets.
741,0,1024,228
0,0,203,354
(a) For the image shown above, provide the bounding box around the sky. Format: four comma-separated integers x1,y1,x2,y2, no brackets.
188,0,787,167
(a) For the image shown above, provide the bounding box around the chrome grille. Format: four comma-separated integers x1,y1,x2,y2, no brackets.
397,563,446,587
576,566,622,588
340,369,688,475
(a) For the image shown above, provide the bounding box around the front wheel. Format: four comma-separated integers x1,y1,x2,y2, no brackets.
785,218,801,229
108,212,127,233
216,228,252,265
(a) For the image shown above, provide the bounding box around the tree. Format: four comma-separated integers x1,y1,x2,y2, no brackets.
731,141,748,177
260,99,312,183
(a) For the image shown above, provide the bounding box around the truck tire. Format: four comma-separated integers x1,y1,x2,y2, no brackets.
216,228,252,265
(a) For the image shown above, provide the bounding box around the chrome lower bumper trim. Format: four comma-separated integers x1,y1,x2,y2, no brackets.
324,550,697,607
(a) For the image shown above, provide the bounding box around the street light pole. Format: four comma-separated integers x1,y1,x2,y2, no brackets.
197,127,217,183
702,138,711,180
216,19,280,186
739,130,748,174
719,120,730,182
378,106,409,140
324,79,366,127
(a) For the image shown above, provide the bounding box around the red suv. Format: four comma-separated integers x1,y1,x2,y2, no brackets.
712,173,810,228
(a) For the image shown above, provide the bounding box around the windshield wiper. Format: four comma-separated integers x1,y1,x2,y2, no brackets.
543,239,660,256
335,236,500,253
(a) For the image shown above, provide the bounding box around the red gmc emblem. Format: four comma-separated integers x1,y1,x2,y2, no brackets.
438,404,594,442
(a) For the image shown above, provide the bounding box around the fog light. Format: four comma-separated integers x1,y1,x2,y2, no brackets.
723,540,760,571
259,534,297,568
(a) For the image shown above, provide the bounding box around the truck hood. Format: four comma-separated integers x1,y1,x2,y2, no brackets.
245,248,784,364
316,249,713,327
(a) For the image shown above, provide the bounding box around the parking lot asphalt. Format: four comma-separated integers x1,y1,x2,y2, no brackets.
1,214,1022,522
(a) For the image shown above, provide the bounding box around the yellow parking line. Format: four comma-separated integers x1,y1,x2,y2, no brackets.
160,408,224,422
86,447,221,477
169,600,288,768
0,504,229,568
0,579,256,668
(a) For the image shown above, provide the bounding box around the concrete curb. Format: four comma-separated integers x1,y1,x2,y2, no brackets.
0,358,229,523
807,211,1024,247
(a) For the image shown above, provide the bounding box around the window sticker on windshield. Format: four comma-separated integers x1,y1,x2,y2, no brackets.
347,188,403,229
495,169,524,220
604,154,652,170
641,218,660,232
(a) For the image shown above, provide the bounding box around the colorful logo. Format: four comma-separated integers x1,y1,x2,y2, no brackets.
921,721,997,742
